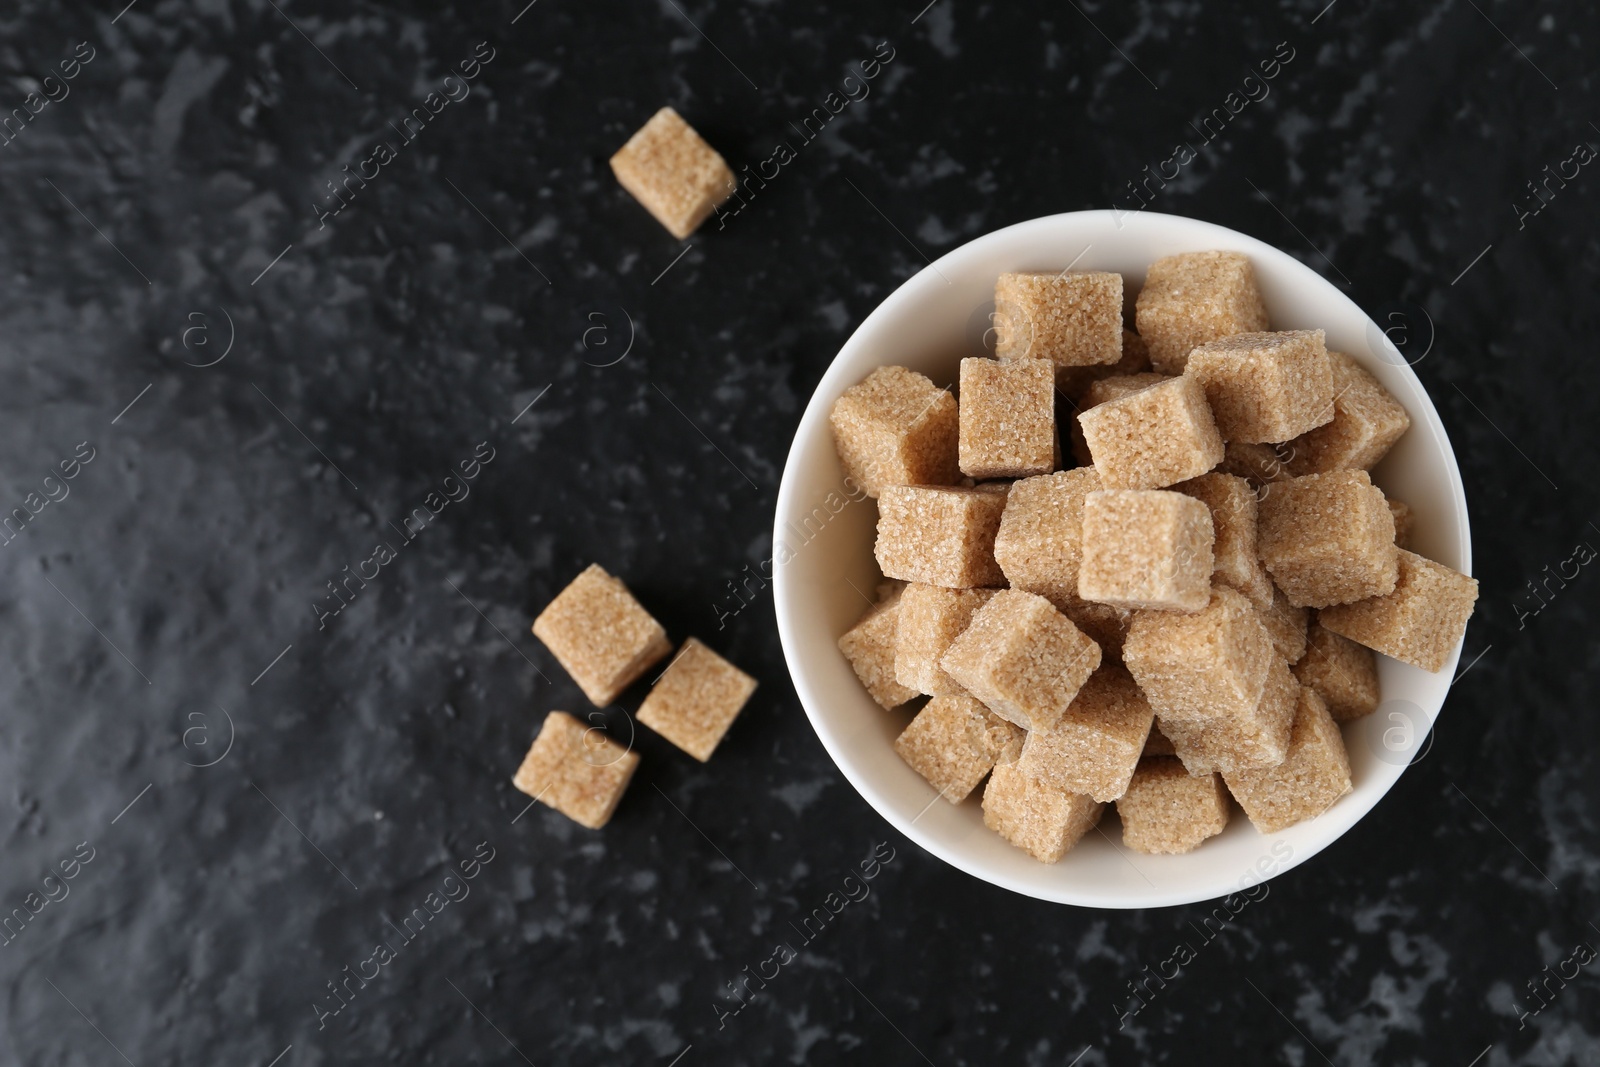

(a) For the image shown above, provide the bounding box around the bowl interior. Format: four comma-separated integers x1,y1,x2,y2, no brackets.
772,210,1470,908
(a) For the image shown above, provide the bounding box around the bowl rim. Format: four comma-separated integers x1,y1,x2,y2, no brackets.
772,208,1471,908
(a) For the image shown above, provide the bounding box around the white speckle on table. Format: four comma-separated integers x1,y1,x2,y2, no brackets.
773,778,831,815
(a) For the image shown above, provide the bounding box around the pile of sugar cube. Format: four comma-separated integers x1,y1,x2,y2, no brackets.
833,252,1479,863
513,564,757,829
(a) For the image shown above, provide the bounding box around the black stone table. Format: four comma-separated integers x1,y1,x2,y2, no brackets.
1,1,1596,1064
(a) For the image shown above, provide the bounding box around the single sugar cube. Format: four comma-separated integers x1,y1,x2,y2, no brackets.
637,638,757,761
609,107,735,240
1077,376,1225,489
1258,470,1398,608
1060,597,1132,662
940,589,1102,731
894,691,1025,804
958,357,1057,479
1158,656,1298,775
1387,496,1414,551
1016,666,1154,802
532,564,671,706
837,586,919,709
1079,372,1173,408
1123,586,1276,721
1318,549,1479,672
993,271,1123,367
513,711,640,829
875,485,1008,588
1287,351,1411,474
1134,251,1270,374
1185,329,1336,444
1121,328,1149,370
1116,757,1231,854
1217,440,1293,487
992,468,1103,607
830,366,960,497
1059,328,1152,398
1224,687,1353,833
1176,472,1272,607
893,584,998,696
981,761,1104,863
1069,372,1172,466
1292,622,1379,721
1078,489,1215,613
1257,584,1309,664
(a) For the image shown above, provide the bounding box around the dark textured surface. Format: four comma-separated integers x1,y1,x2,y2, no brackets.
0,1,1595,1064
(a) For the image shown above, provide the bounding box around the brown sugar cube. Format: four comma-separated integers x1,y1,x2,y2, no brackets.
1059,597,1133,661
1176,472,1272,607
837,586,919,710
532,564,671,707
512,711,641,830
609,107,735,240
1387,497,1414,551
1078,489,1214,613
1293,622,1379,721
1081,372,1173,408
1217,440,1294,487
1078,376,1225,489
1158,656,1298,775
992,468,1102,606
1059,328,1153,397
981,761,1104,863
1185,330,1336,444
1016,666,1154,802
993,271,1123,367
1319,550,1479,672
894,584,998,696
1067,371,1173,466
1121,328,1149,369
1258,470,1398,608
1224,687,1353,833
1134,251,1270,374
1257,584,1310,664
1123,586,1276,721
875,485,1008,588
1142,722,1177,757
958,357,1057,479
1286,351,1412,475
1116,757,1231,854
637,638,757,761
830,366,960,498
894,691,1025,804
940,589,1102,731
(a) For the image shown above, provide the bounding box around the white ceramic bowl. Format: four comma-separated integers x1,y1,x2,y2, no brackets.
772,210,1471,908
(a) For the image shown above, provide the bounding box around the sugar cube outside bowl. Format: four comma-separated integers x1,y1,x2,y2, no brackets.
771,209,1471,908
